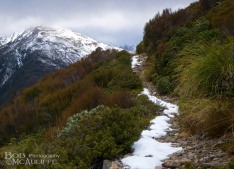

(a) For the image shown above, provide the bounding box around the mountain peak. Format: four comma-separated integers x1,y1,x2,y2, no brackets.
0,26,121,62
27,25,88,41
1,26,120,51
0,26,122,105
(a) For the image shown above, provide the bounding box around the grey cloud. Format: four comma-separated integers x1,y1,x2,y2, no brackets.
0,0,197,45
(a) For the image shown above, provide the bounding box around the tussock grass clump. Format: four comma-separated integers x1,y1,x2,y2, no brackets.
175,39,234,98
176,39,234,136
179,98,234,136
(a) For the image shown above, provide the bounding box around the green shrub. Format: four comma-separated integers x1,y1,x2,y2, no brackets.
156,76,171,94
208,0,234,36
56,97,159,168
0,94,160,169
136,41,145,54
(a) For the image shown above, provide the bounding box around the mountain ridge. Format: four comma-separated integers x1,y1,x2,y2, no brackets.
0,26,121,105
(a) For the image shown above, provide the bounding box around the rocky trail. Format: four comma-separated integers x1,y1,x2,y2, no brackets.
103,54,233,169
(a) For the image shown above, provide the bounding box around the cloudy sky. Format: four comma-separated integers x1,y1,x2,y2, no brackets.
0,0,196,46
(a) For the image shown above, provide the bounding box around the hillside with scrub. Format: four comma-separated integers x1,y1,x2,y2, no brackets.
0,48,162,168
137,0,234,153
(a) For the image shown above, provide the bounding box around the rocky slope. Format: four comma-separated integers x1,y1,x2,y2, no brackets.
0,26,120,105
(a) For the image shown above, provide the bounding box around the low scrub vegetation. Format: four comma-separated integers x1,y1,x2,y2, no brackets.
0,49,143,145
0,94,160,169
0,48,161,168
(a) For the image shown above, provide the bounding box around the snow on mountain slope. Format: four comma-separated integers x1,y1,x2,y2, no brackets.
0,26,121,105
0,32,21,46
0,26,120,87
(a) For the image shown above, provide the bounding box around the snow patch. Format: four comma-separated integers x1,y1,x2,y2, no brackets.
122,138,180,169
131,55,142,69
0,67,14,86
121,55,182,169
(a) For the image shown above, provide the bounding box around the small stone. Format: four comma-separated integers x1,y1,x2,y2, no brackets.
162,160,181,169
162,158,191,169
199,156,210,162
164,137,175,142
209,154,217,158
145,155,153,157
176,150,185,156
216,152,226,157
213,158,219,161
187,153,194,159
186,146,193,150
180,158,191,163
109,160,124,169
202,162,228,167
102,160,112,169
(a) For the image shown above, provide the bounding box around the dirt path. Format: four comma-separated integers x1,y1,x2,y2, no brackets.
133,54,233,168
132,54,178,105
105,54,233,169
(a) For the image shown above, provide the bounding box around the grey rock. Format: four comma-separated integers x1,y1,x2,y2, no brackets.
162,160,181,169
145,155,153,157
176,150,185,156
102,160,112,169
162,158,191,168
187,153,195,159
213,158,219,161
199,156,211,162
102,160,124,169
179,158,191,164
202,162,229,167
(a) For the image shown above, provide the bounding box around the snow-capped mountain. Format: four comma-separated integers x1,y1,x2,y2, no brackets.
119,44,136,52
0,32,21,46
0,26,120,105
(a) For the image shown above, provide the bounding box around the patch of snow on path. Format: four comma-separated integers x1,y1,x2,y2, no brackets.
131,55,142,69
121,55,182,169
